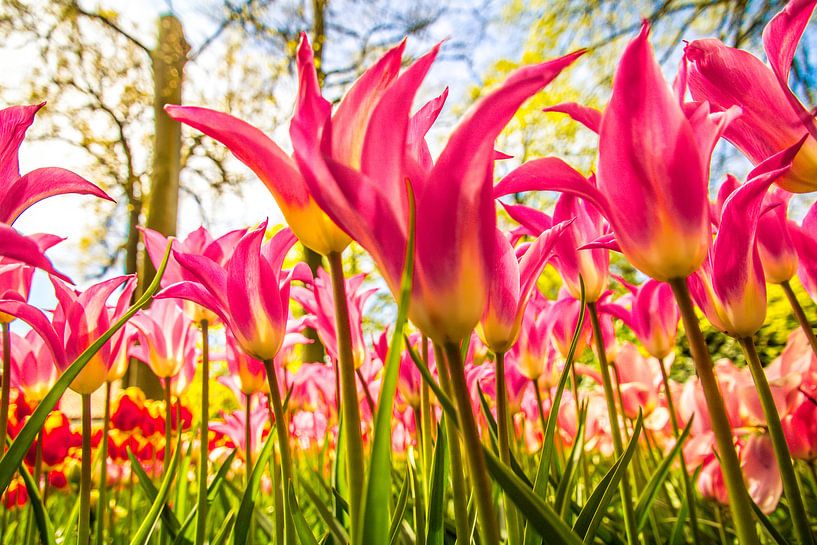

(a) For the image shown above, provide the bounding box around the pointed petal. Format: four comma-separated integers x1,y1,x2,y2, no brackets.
542,102,601,133
155,281,229,326
164,105,310,209
500,201,553,236
0,224,71,282
494,156,610,218
0,103,43,183
330,39,406,164
763,0,817,90
361,43,440,207
0,300,65,367
0,167,112,224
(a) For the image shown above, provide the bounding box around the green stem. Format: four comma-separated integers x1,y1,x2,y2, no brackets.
419,336,433,503
78,393,92,545
496,352,522,545
715,503,730,545
245,392,254,545
195,319,209,545
781,280,817,357
657,356,701,543
0,322,11,453
164,378,173,472
94,381,112,545
24,431,44,545
245,393,253,484
739,336,814,545
588,302,638,545
668,278,759,545
443,341,500,545
327,250,365,541
434,344,471,544
264,358,295,544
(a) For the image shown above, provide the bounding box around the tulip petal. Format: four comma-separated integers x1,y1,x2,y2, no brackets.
362,44,440,209
542,102,601,133
0,224,71,282
0,103,43,183
156,281,229,326
0,167,112,225
763,0,817,91
500,202,553,236
494,156,610,219
0,300,65,366
686,38,810,164
165,105,309,209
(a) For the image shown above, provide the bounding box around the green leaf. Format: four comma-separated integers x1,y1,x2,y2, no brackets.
668,500,688,545
555,401,587,518
356,180,416,545
129,428,183,545
211,510,237,545
405,340,457,418
387,468,411,545
290,483,320,545
573,412,643,544
751,499,792,545
483,447,583,545
635,417,693,531
127,447,184,540
17,458,56,545
301,480,350,545
0,241,174,494
524,277,586,545
425,423,448,545
173,450,237,545
233,427,275,545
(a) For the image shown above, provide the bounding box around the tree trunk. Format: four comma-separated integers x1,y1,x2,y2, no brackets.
132,14,189,397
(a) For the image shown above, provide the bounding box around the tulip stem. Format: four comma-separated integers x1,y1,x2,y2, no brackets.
0,322,11,453
195,319,209,545
78,393,92,545
419,336,433,502
496,351,522,545
443,341,500,545
326,250,366,541
781,280,817,357
264,358,295,544
588,302,639,545
94,381,112,545
668,278,760,545
433,343,471,543
657,356,700,543
245,393,253,485
739,337,815,545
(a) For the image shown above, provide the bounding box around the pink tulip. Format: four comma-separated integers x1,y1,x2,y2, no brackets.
790,201,817,301
688,159,792,338
0,275,135,394
756,189,798,284
7,330,57,402
611,343,668,428
0,234,63,322
604,279,679,360
210,402,270,462
157,223,296,362
504,193,608,302
141,225,246,323
685,0,817,193
509,292,557,382
782,397,817,460
0,103,112,224
496,22,738,282
0,225,70,282
162,104,350,258
225,332,267,396
478,222,568,354
549,292,591,359
291,268,375,369
291,33,583,343
130,299,198,379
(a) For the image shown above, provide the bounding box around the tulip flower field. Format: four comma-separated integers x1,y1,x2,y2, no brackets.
4,1,817,544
